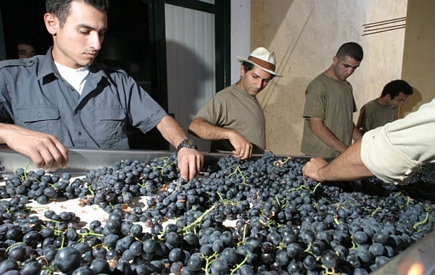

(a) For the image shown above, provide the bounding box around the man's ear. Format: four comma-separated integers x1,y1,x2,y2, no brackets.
239,64,245,76
44,13,58,35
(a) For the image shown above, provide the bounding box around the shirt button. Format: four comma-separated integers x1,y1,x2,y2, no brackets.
78,131,82,136
37,112,42,117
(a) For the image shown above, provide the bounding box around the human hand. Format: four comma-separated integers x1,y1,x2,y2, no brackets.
176,148,204,181
1,124,68,171
302,157,328,182
228,132,253,160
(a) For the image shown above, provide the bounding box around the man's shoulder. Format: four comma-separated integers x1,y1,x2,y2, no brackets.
0,57,40,70
94,62,129,76
92,62,135,85
309,72,329,83
212,84,239,98
364,99,382,109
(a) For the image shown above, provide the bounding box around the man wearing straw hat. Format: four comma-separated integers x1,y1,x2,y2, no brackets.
189,47,281,160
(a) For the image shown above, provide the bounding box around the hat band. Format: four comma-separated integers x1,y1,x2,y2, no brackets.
248,56,276,72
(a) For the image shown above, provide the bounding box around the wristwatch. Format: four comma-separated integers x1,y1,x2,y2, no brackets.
177,139,197,152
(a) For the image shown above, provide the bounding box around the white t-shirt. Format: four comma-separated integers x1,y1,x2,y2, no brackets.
361,98,435,184
55,62,89,94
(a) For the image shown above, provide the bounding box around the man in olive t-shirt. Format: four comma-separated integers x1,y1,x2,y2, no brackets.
357,79,413,134
301,42,363,158
189,47,282,160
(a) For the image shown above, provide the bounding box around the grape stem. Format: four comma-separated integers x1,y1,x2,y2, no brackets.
182,204,217,234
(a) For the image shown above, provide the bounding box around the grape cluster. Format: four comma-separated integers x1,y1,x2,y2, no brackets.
0,151,435,274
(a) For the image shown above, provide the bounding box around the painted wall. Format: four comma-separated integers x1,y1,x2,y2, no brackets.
400,0,435,117
250,0,408,155
230,0,251,84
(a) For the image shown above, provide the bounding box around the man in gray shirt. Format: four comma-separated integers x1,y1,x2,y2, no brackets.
0,0,203,180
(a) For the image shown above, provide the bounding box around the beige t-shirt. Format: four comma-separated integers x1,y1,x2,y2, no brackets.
361,98,435,185
195,84,265,153
301,72,357,158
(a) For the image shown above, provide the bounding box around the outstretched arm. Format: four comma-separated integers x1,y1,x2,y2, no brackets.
302,139,374,181
156,115,203,181
0,123,68,171
188,117,252,160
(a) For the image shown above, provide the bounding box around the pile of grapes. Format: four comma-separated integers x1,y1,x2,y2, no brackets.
0,152,435,275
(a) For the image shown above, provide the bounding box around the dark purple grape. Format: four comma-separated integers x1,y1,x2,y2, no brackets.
353,231,369,245
72,266,94,275
287,259,303,273
303,254,317,271
0,259,19,274
170,261,184,275
260,252,275,265
53,247,82,274
286,242,302,259
7,246,27,262
210,258,230,275
130,241,144,256
369,243,385,257
235,264,254,275
19,260,42,275
168,247,185,262
320,249,339,268
186,253,203,271
166,231,180,246
143,238,157,254
220,247,237,264
3,270,20,275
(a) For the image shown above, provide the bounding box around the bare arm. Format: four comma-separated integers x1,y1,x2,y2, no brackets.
302,139,374,182
310,117,348,154
0,123,68,170
156,115,204,181
188,117,252,160
352,123,363,141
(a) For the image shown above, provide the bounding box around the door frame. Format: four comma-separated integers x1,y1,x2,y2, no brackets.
147,0,231,111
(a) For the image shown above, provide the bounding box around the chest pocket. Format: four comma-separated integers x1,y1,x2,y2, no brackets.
15,106,62,138
90,108,127,147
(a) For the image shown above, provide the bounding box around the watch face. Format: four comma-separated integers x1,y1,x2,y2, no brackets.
186,140,195,146
178,139,197,151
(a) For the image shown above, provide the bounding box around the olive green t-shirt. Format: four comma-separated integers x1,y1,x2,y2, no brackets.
356,99,398,131
301,72,357,158
195,84,265,153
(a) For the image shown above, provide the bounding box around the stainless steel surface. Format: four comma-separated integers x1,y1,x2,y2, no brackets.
0,146,309,173
0,147,288,173
0,147,198,172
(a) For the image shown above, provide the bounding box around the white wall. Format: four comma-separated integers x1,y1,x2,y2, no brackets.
230,0,251,84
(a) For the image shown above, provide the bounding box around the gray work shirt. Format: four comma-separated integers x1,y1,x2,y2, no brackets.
0,48,167,149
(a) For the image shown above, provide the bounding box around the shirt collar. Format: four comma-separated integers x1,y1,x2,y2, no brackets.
39,47,110,85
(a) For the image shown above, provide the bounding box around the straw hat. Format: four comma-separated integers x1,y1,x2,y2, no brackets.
237,47,282,77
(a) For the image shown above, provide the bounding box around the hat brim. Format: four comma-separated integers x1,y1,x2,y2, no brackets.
237,56,282,77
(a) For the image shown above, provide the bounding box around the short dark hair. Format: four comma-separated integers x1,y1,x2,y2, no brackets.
336,42,364,61
16,37,35,47
241,61,275,80
46,0,109,27
381,79,413,99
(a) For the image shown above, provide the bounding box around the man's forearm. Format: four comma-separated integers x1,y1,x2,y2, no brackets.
352,124,363,141
310,119,348,153
318,139,374,181
156,115,188,148
188,117,232,141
